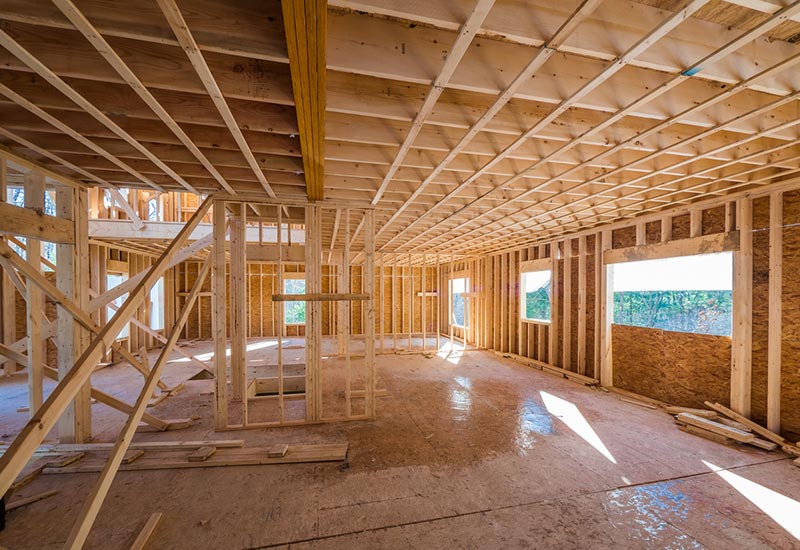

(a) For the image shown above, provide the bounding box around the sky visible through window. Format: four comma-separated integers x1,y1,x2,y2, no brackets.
612,252,733,336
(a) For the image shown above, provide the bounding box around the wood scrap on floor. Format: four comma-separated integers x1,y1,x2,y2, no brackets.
45,452,85,468
267,444,289,458
0,440,246,454
122,450,145,464
666,401,797,457
41,443,349,474
5,490,58,512
620,397,657,409
187,446,216,462
129,512,162,550
675,413,755,443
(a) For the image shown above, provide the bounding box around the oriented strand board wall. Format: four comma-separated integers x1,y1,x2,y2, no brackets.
768,191,800,437
612,324,731,408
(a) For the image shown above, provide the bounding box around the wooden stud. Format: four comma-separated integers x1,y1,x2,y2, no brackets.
577,236,587,376
599,231,614,387
563,240,572,370
731,198,753,417
767,192,782,432
24,172,44,413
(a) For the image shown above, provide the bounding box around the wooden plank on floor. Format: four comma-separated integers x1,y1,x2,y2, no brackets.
129,512,162,550
42,444,349,474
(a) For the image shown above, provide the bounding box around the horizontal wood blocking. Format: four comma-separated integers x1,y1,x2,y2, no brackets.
603,231,740,265
519,257,552,272
271,293,370,302
0,201,74,244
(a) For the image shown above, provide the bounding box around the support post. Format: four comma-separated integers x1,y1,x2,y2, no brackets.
599,231,614,387
56,185,92,442
767,193,782,432
24,172,44,413
0,161,15,376
364,210,375,417
0,197,213,498
212,200,228,429
731,198,753,417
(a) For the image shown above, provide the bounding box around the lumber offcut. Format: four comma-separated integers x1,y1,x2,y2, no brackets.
675,413,755,443
42,444,349,474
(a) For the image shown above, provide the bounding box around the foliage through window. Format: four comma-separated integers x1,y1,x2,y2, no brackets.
521,270,552,322
284,278,306,325
612,252,733,336
450,277,469,328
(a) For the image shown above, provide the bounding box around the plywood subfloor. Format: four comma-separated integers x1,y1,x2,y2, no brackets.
1,339,799,549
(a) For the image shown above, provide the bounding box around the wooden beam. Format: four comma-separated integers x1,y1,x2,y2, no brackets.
0,241,167,390
577,235,587,376
393,0,712,251
0,160,16,376
604,231,740,264
377,0,602,245
229,212,246,405
63,255,210,548
599,231,613,387
282,0,326,201
87,233,214,313
731,198,752,416
157,0,272,197
0,196,212,499
24,172,44,413
0,28,197,194
52,0,235,196
368,0,496,206
129,512,163,550
0,201,74,244
271,292,370,302
56,185,91,443
212,202,228,430
767,192,782,432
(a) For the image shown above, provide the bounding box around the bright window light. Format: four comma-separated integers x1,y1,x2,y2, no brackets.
149,277,164,330
284,278,306,325
612,252,732,336
450,277,469,328
521,270,551,322
106,272,129,339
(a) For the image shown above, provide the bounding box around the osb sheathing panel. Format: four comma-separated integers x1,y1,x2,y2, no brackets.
671,213,691,239
612,324,731,408
751,196,770,430
585,236,597,379
703,205,727,234
774,191,800,438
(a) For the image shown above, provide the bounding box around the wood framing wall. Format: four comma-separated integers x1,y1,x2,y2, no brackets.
474,187,800,440
177,256,441,346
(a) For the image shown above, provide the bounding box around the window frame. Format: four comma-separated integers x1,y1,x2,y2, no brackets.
282,272,306,326
106,270,130,340
449,274,469,329
519,257,554,326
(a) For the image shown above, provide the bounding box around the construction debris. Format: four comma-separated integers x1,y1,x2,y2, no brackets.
666,402,800,459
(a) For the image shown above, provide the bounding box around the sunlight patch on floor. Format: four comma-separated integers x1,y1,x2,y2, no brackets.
168,339,282,363
437,341,465,365
703,460,800,540
541,390,616,464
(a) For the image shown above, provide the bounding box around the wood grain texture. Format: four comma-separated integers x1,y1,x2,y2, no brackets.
612,324,731,409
